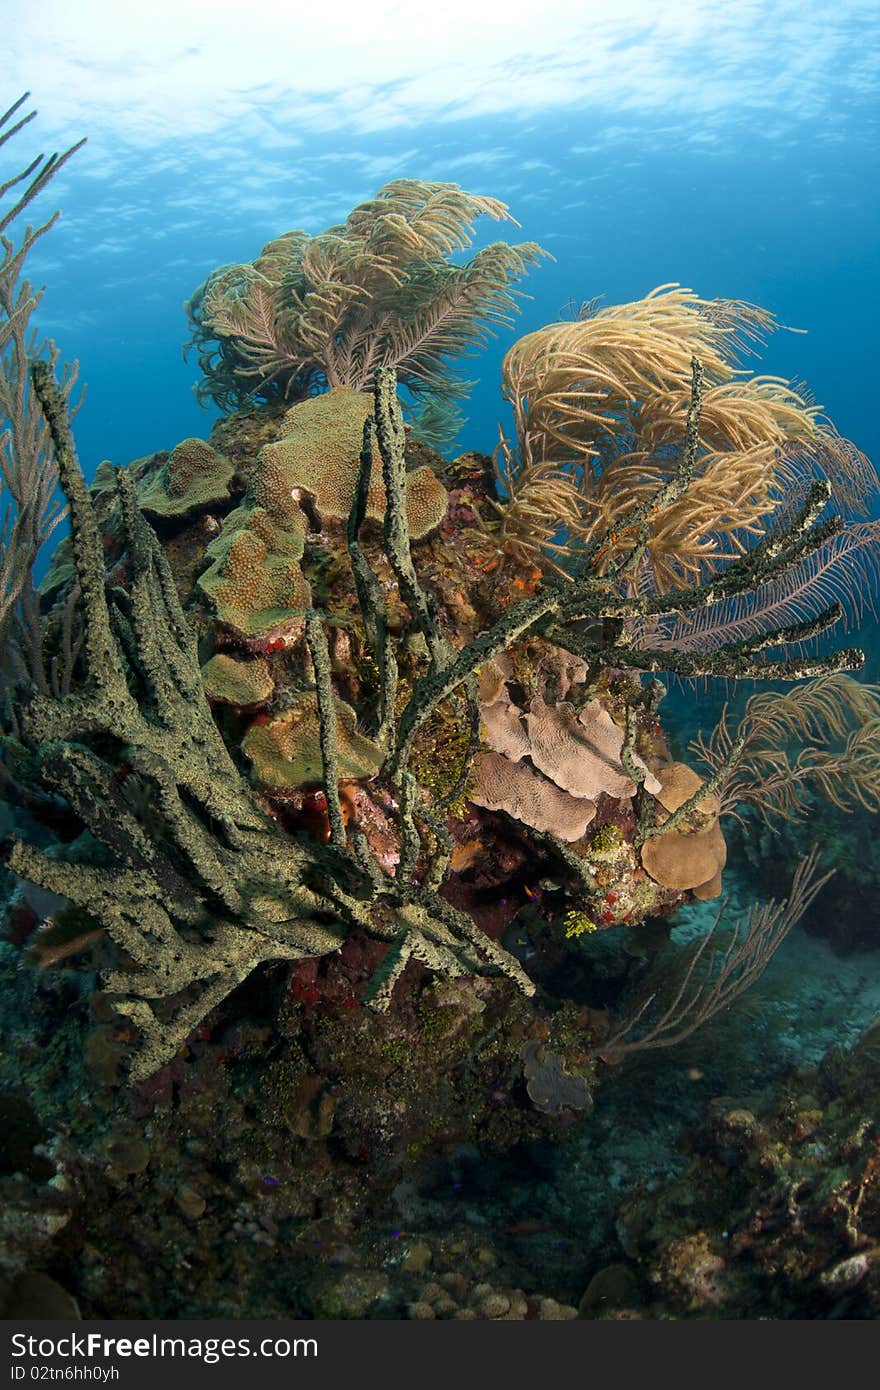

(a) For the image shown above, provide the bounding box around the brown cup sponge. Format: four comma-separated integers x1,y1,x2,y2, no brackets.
639,761,727,896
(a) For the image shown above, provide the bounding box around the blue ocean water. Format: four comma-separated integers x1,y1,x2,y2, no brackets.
13,3,879,489
3,0,880,1321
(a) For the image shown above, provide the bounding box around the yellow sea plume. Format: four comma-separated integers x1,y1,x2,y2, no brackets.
186,179,547,437
495,285,875,589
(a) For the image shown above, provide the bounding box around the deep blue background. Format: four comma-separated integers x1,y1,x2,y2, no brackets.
25,105,878,483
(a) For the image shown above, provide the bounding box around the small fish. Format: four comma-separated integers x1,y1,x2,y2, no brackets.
503,1220,553,1236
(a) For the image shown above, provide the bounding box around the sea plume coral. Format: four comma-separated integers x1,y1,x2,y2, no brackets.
0,95,84,687
185,178,546,434
690,673,880,822
493,285,879,611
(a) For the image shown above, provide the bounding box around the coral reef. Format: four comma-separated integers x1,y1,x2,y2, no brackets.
5,350,864,1088
3,124,880,1323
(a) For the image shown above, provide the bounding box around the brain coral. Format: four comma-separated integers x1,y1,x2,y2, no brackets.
138,437,235,521
470,750,597,841
259,387,449,539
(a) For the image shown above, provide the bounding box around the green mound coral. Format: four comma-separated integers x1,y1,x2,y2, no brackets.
184,178,546,431
200,653,274,707
196,386,448,638
243,694,385,790
138,437,235,522
197,499,310,639
262,387,449,538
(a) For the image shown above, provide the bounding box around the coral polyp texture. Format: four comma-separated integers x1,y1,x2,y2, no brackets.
4,168,880,1104
138,437,235,521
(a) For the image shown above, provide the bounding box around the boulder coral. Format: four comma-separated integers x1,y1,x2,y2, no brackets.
243,694,385,791
259,387,449,539
138,437,235,522
200,653,275,707
197,504,311,639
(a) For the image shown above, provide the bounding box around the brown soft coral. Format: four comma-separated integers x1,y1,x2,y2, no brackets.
185,178,546,418
495,285,877,589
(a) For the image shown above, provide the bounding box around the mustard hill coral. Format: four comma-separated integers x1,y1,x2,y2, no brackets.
243,694,385,790
200,653,274,707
